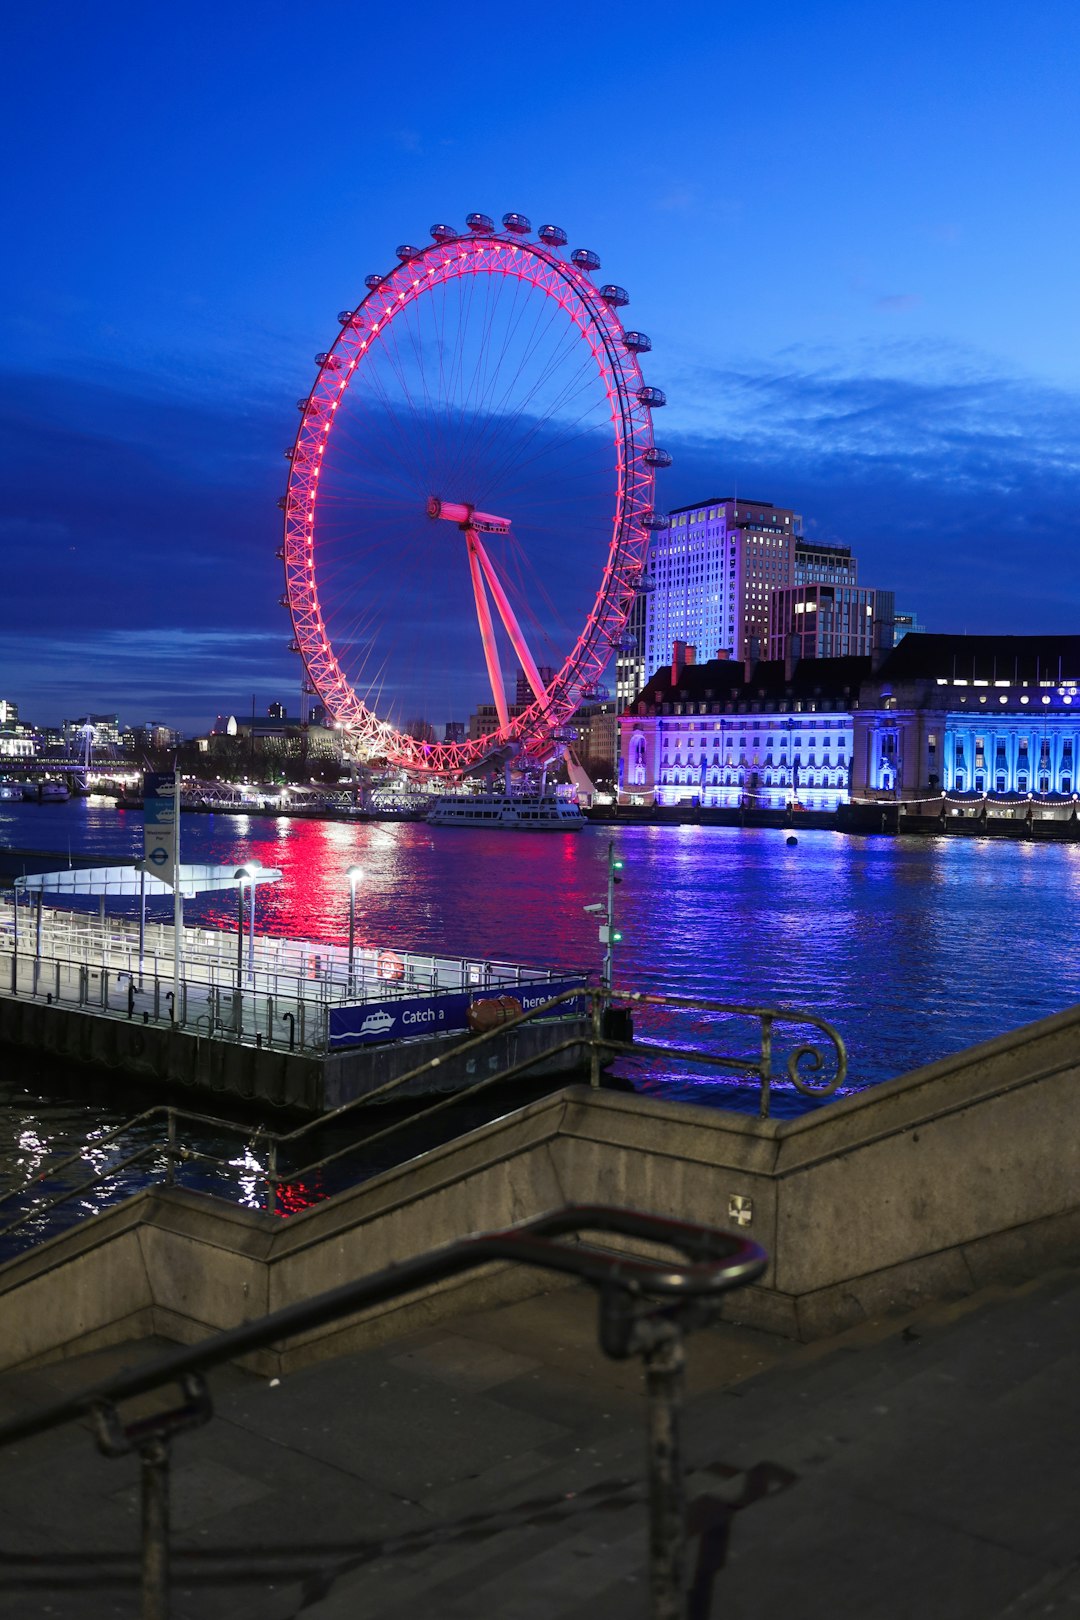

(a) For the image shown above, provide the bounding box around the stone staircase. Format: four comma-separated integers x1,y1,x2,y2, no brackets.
0,1261,1077,1617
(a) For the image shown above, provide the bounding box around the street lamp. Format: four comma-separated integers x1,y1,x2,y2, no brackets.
347,865,364,994
234,864,259,986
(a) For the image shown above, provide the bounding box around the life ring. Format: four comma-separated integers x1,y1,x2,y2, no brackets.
377,949,405,982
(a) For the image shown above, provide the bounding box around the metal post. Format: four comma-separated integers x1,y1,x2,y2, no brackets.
759,1015,774,1119
236,881,244,990
348,881,356,993
164,1108,177,1186
35,892,43,965
604,840,616,992
590,990,603,1088
644,1326,688,1620
266,1139,278,1215
139,1438,171,1620
247,880,256,983
139,866,146,986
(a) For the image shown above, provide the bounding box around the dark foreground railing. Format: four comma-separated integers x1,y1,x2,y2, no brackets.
0,1205,765,1620
0,986,846,1252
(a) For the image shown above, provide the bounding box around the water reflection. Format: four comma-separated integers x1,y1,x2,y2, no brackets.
4,801,1080,1235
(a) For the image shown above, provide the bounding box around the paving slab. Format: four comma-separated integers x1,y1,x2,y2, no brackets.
0,1264,1078,1617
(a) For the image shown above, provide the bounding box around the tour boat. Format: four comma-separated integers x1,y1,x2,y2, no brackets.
427,793,585,830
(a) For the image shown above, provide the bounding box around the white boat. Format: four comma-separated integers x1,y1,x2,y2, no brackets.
427,793,585,830
21,780,70,802
0,783,22,802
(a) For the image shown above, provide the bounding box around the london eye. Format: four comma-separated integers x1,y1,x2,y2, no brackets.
281,211,671,775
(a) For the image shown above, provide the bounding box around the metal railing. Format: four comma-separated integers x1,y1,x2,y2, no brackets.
0,1205,767,1620
0,987,847,1251
0,893,576,1055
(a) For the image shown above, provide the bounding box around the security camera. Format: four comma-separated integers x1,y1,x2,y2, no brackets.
582,902,605,914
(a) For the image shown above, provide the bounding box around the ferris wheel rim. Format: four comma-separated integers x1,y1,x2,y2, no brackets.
282,225,659,775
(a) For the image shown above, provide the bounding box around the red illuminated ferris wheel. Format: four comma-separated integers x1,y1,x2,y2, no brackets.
280,211,671,775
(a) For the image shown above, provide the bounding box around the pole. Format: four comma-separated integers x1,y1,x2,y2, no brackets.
138,866,146,987
348,881,356,994
603,840,616,992
247,878,256,981
236,881,244,989
171,770,181,1020
139,1438,171,1620
644,1327,688,1620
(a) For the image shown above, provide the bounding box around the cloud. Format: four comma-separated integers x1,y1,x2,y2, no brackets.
876,293,922,312
656,340,1080,636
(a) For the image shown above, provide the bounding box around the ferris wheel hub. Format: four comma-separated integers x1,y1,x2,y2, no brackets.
426,497,512,536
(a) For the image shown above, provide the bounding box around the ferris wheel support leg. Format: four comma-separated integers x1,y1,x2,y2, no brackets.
465,529,511,734
471,535,549,707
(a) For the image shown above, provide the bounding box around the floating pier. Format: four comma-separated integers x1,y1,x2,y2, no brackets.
0,886,588,1112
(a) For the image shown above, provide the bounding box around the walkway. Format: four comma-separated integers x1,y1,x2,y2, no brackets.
0,1260,1076,1617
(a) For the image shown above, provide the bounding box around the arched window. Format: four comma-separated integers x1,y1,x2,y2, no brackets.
630,733,647,786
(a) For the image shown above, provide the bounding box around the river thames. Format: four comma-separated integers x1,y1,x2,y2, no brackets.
2,797,1078,1234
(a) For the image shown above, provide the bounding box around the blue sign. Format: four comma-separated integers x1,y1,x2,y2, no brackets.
328,978,587,1049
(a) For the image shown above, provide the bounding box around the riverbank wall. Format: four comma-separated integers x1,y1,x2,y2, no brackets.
3,998,1078,1375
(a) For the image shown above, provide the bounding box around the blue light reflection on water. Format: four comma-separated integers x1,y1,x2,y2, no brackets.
2,799,1079,1211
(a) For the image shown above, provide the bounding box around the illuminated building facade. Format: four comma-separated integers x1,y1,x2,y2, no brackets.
620,633,1080,814
851,634,1080,803
643,499,801,677
619,647,867,810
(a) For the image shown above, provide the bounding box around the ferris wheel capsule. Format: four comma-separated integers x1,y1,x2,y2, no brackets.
637,385,666,408
365,273,388,290
466,212,495,234
430,223,458,243
396,244,423,261
315,353,342,369
539,224,567,248
644,446,673,468
338,310,363,329
642,510,671,530
600,285,629,307
502,212,532,234
571,248,601,272
624,331,652,353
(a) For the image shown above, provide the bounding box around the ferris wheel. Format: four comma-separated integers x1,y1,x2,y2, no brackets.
280,210,671,776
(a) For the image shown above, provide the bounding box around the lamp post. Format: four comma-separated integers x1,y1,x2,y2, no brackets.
234,864,258,987
347,865,363,995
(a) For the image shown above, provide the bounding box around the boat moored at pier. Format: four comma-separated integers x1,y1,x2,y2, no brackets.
427,793,585,830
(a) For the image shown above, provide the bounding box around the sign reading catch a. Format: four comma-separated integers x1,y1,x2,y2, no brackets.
328,979,587,1049
143,771,177,886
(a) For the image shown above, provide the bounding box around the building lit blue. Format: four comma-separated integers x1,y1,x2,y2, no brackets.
619,633,1080,816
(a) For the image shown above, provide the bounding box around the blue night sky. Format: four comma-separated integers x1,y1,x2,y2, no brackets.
2,0,1078,731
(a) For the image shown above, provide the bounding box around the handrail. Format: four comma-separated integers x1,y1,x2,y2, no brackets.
0,986,847,1246
0,1205,764,1447
0,1205,767,1620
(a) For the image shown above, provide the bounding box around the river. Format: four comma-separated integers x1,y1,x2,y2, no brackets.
2,797,1077,1240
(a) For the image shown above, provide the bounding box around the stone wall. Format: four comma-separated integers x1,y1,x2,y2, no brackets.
2,1001,1079,1374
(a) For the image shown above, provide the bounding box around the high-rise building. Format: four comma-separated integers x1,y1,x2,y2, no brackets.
768,583,879,661
615,591,647,712
643,499,802,679
793,540,859,589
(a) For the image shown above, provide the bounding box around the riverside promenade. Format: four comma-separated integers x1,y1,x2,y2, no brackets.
0,1260,1076,1618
